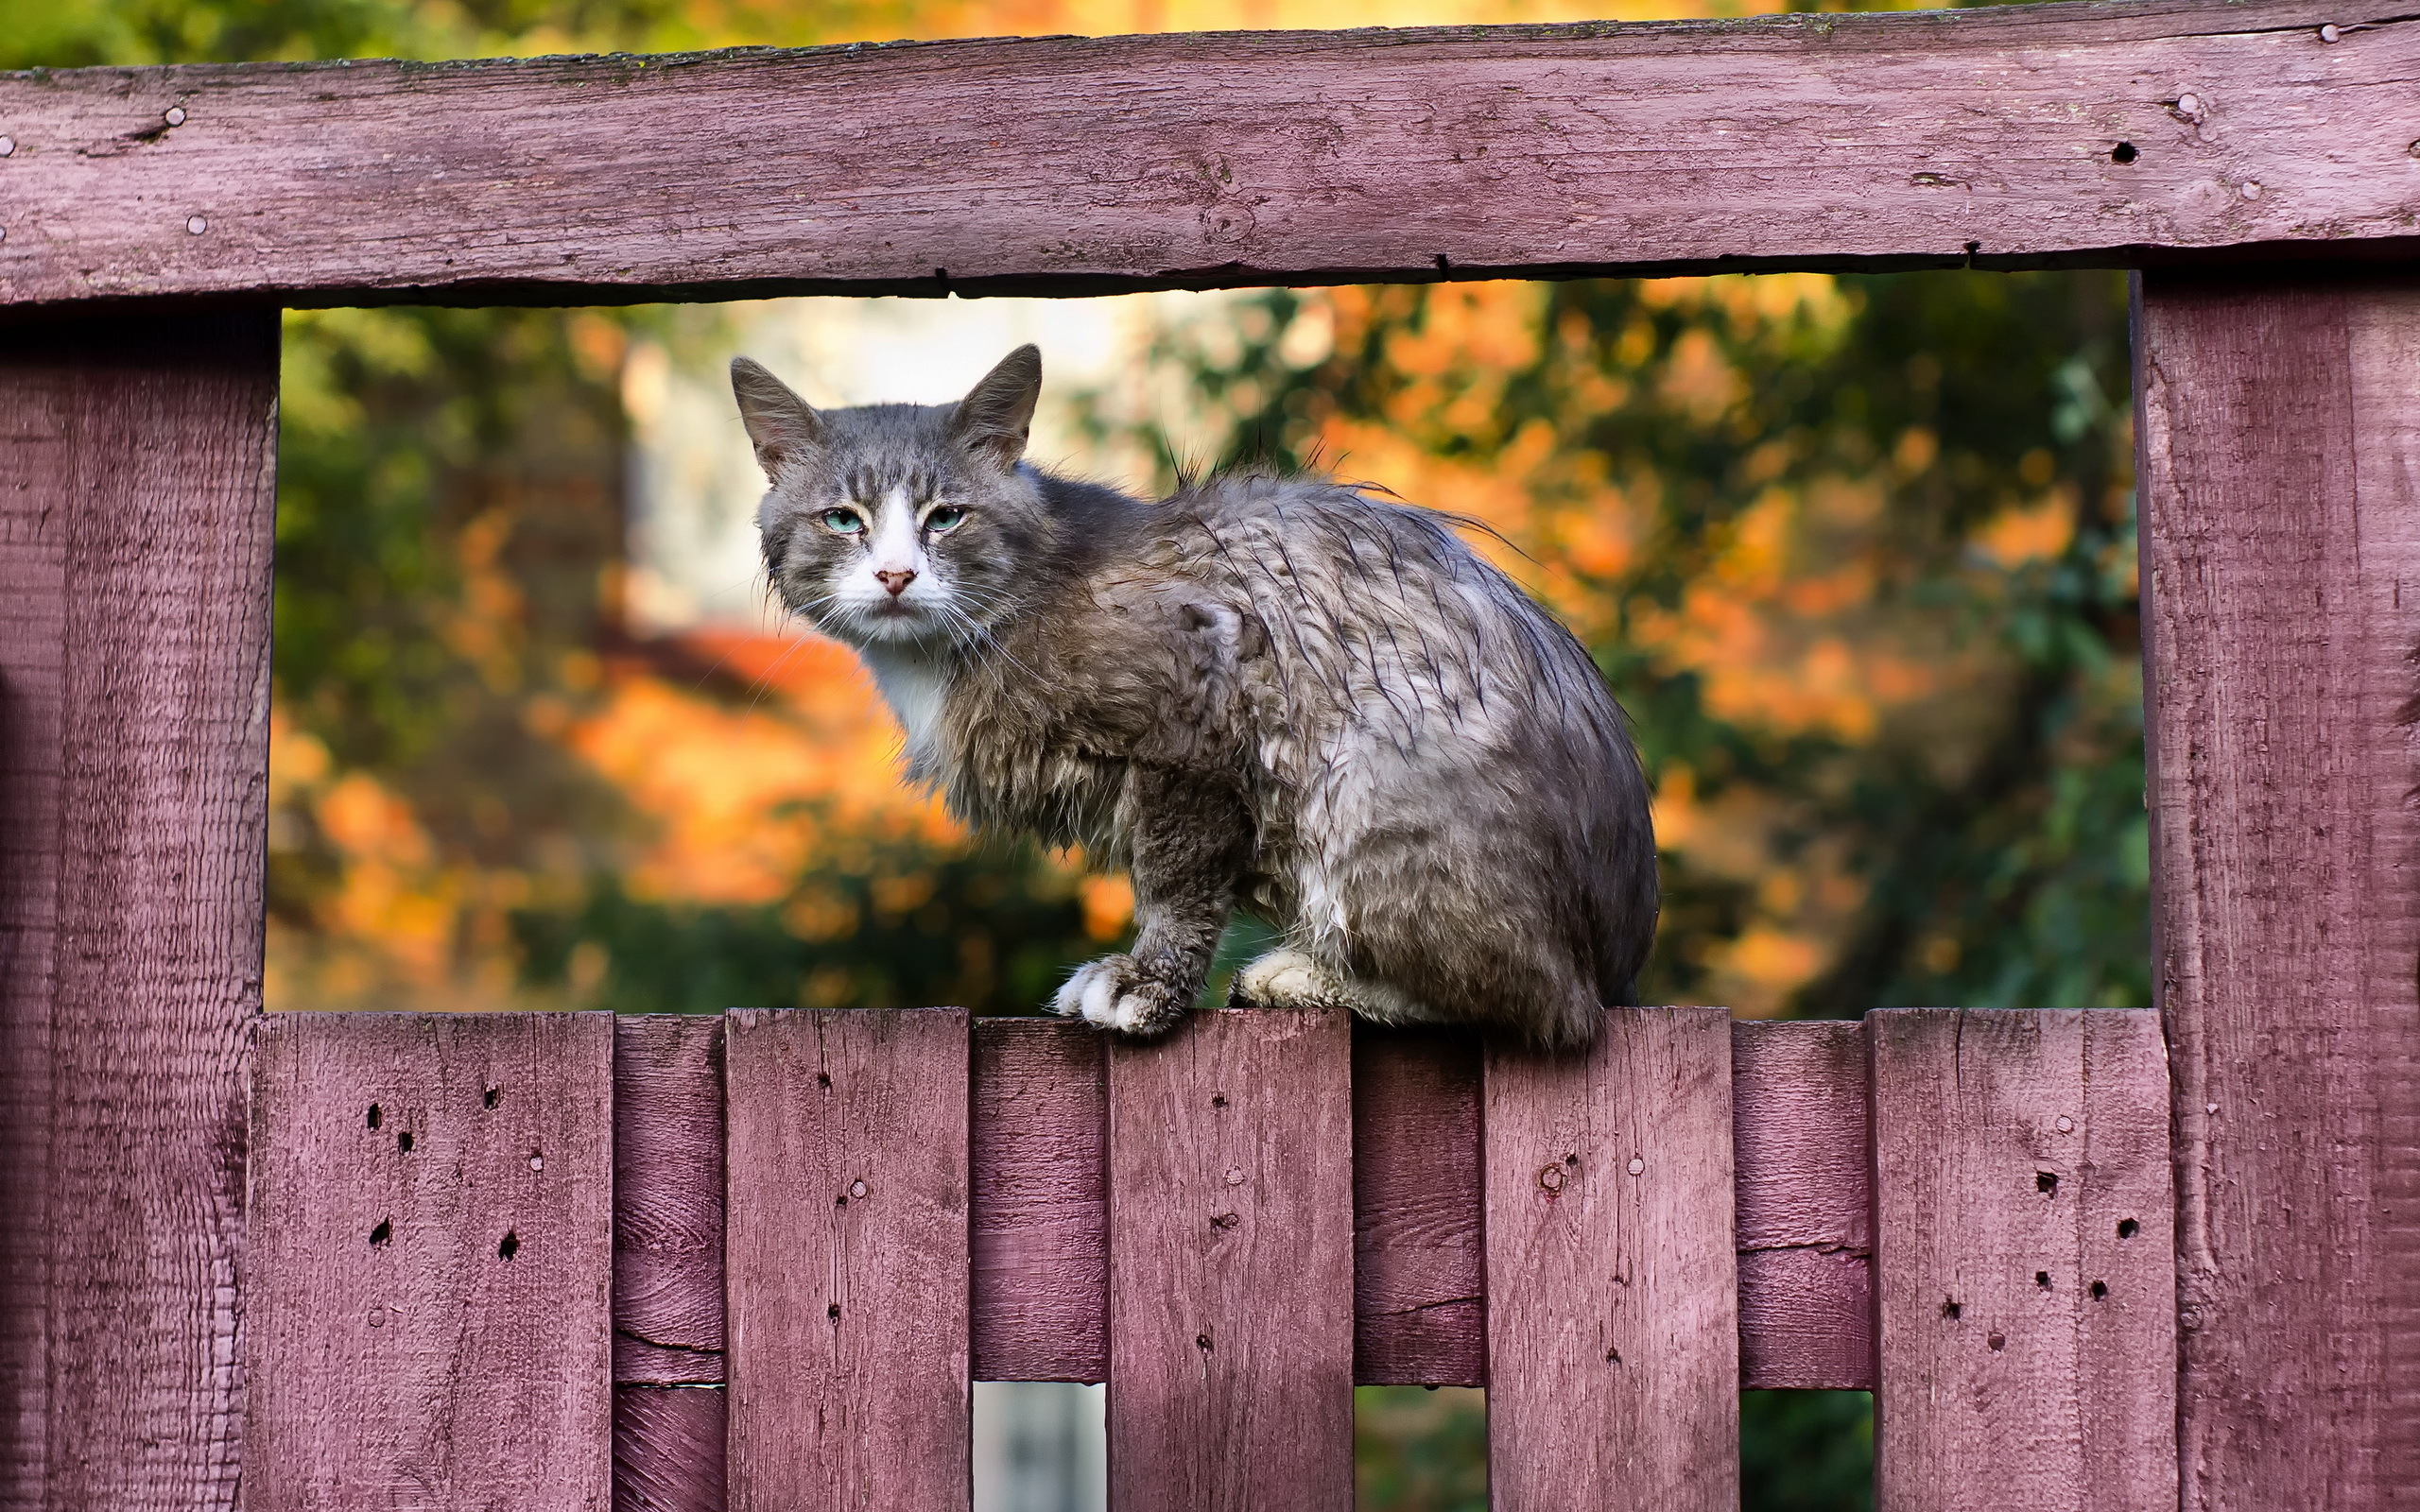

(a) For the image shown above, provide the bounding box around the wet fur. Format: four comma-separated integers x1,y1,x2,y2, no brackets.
735,346,1657,1047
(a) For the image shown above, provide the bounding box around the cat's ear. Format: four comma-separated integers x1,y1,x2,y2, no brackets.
730,356,825,477
950,344,1042,469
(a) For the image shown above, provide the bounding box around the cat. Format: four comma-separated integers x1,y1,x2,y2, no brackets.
733,343,1657,1047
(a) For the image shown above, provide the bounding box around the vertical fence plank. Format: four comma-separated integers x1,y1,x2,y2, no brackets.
1107,1006,1355,1509
724,1007,970,1512
1352,1023,1485,1387
1733,1018,1873,1390
972,1018,1107,1383
2135,271,2420,1510
246,1011,616,1510
0,311,276,1511
1484,1005,1738,1511
614,1015,726,1512
1869,1008,2174,1512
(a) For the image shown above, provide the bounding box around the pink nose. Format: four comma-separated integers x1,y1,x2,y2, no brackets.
874,568,916,596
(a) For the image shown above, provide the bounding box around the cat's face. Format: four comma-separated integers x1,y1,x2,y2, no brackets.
734,346,1055,651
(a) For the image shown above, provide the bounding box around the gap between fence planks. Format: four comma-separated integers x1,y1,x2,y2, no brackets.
1,0,2414,311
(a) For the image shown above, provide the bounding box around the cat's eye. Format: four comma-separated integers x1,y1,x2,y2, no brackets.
924,506,968,535
818,507,865,536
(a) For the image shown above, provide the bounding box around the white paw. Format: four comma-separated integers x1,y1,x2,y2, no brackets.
1051,956,1182,1035
1052,958,1124,1027
1234,949,1331,1007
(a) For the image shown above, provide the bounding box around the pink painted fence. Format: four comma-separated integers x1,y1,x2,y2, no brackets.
241,1005,2172,1510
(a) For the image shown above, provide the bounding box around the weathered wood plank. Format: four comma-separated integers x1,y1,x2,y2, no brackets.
1352,1023,1485,1388
0,319,74,1512
1484,1006,1739,1510
1733,1018,1873,1391
0,312,275,1511
971,1018,1106,1383
1868,1008,2174,1512
0,0,2411,310
2135,271,2420,1511
1106,1006,1355,1510
614,1015,724,1387
614,1387,725,1512
245,1012,617,1512
724,1008,970,1512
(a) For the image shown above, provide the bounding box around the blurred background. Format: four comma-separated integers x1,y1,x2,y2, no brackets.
6,0,2146,1506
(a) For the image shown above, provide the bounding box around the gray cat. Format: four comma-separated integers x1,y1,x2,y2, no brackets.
733,344,1656,1047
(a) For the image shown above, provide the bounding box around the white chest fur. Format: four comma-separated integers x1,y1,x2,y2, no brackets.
857,643,953,760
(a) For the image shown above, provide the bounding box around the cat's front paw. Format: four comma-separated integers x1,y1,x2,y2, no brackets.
1052,955,1190,1037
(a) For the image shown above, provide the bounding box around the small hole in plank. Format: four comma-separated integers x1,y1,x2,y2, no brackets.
2118,1217,2139,1239
2036,1171,2059,1195
1211,1093,1228,1108
370,1218,391,1246
1604,1348,1621,1365
367,1104,381,1130
2112,141,2138,163
1196,1333,1214,1353
2035,1271,2051,1290
1987,1331,2006,1351
817,1072,831,1089
397,1131,413,1154
1941,1298,1962,1320
498,1230,519,1261
2090,1280,2108,1300
483,1087,500,1109
828,1303,842,1321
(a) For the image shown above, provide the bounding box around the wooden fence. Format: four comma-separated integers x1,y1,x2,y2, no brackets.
5,0,2419,1506
239,1006,2171,1509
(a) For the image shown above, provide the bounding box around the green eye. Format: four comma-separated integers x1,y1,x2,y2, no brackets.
925,506,968,535
819,507,865,536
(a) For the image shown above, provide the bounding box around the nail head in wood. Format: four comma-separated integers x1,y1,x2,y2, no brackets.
186,215,207,234
2320,23,2341,41
0,136,13,156
164,106,187,126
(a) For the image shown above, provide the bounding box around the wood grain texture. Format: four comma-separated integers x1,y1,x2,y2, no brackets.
1352,1023,1485,1388
245,1012,616,1512
614,1387,724,1512
0,320,74,1512
1733,1019,1874,1391
1,0,2412,311
1484,1006,1739,1511
1868,1009,2174,1512
1106,1006,1355,1510
0,312,275,1512
2135,271,2420,1511
614,1015,724,1386
971,1018,1106,1383
723,1008,970,1512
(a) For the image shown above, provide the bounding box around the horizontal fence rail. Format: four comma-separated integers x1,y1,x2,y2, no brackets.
244,1005,2174,1511
0,0,2414,311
